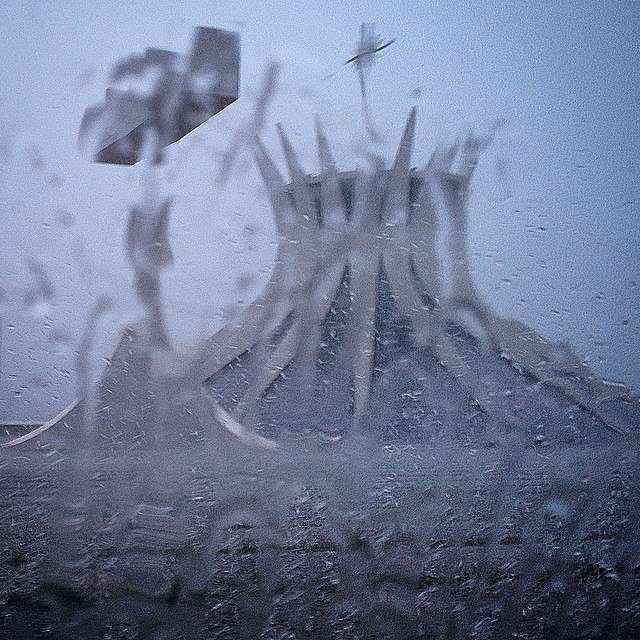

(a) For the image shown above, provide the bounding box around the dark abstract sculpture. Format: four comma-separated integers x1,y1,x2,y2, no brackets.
79,27,239,165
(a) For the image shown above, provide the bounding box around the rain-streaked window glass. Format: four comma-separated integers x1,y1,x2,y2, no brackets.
1,4,638,639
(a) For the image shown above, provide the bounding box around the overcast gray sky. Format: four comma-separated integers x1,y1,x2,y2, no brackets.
1,0,638,423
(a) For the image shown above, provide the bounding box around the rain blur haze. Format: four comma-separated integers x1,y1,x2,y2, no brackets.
1,0,639,423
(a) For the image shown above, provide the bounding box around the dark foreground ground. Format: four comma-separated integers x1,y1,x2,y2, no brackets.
1,430,639,640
